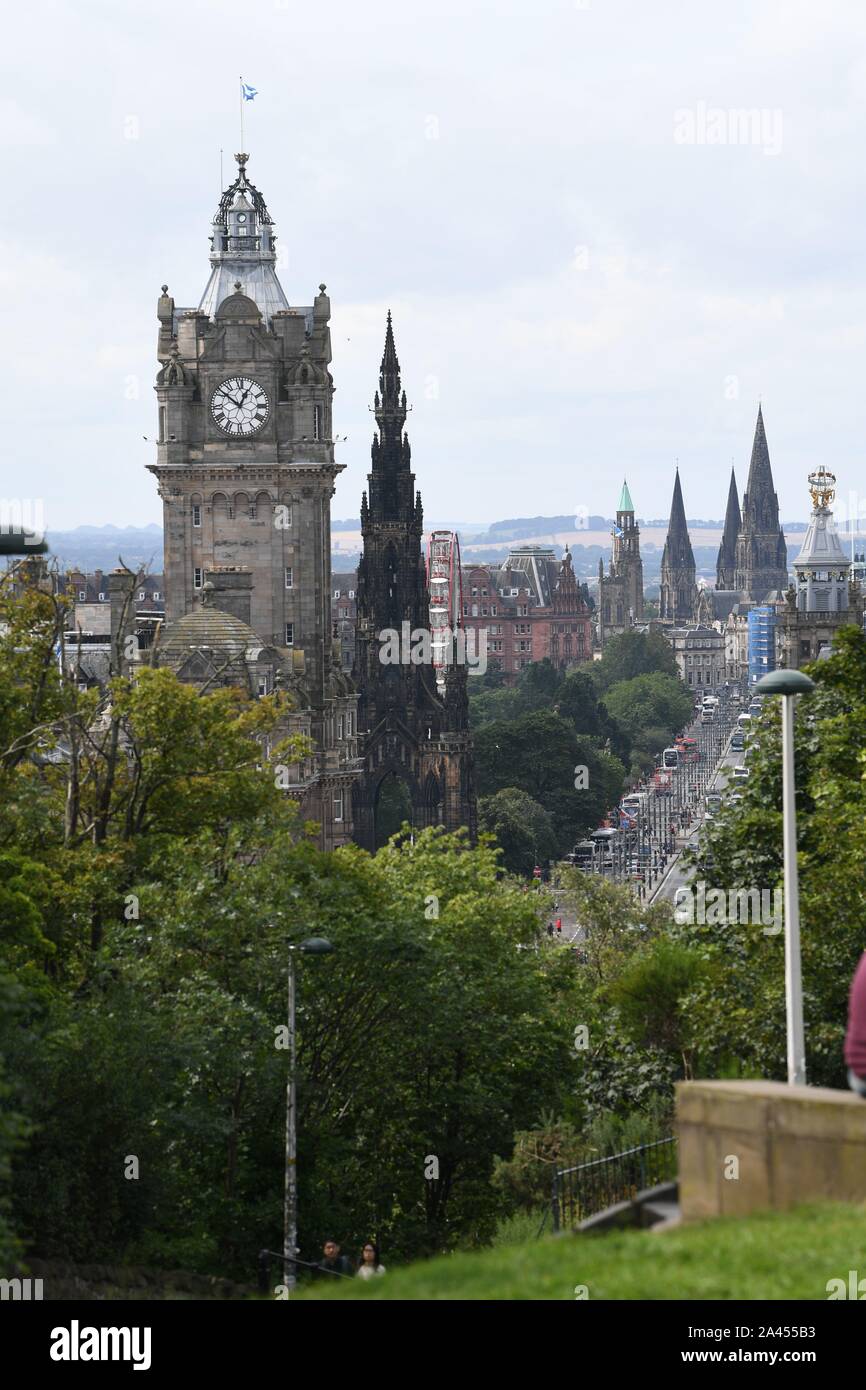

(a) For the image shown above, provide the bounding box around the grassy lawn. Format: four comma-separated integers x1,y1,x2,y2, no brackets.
294,1202,866,1300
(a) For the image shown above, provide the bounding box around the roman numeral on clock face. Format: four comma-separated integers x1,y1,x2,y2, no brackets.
210,376,270,435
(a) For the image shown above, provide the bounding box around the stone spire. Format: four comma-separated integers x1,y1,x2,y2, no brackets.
367,313,418,528
597,477,644,644
734,405,788,600
716,467,741,589
352,316,475,851
659,469,696,622
198,153,290,323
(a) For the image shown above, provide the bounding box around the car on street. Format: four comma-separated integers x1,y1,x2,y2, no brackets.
730,731,745,751
732,765,749,781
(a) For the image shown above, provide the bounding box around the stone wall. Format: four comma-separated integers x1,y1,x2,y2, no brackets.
677,1079,866,1221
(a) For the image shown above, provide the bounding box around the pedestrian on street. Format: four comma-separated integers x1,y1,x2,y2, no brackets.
318,1238,353,1278
547,921,554,937
845,952,866,1097
555,918,562,934
357,1241,386,1279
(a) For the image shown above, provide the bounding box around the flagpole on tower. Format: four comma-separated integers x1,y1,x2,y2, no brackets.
239,75,244,151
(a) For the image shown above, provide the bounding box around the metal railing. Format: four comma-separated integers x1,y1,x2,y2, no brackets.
257,1248,354,1293
551,1136,677,1231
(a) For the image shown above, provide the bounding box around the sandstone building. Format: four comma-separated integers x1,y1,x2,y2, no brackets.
146,153,361,849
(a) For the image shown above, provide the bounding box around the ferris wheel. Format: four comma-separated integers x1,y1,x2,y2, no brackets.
426,530,463,692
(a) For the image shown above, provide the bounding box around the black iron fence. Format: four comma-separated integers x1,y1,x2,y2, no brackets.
551,1137,677,1232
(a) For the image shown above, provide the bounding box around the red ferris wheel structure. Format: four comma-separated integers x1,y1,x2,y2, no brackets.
426,530,463,693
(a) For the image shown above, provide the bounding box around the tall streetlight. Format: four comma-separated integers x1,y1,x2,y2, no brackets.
755,669,816,1087
284,935,334,1293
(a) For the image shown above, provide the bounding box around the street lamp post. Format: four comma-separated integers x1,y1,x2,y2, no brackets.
755,669,816,1087
284,936,334,1294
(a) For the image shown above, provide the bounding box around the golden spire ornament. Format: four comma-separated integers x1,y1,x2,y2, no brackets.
808,466,835,509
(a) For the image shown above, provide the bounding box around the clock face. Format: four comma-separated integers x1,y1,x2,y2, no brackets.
211,376,270,436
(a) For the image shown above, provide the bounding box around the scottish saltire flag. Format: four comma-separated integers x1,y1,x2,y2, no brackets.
241,82,257,101
612,524,623,537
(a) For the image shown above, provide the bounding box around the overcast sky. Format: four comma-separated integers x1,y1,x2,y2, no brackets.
5,0,866,533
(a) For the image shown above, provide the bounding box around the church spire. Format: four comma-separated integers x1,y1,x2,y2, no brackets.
734,404,788,600
659,469,696,622
744,403,774,506
666,469,691,549
716,467,740,588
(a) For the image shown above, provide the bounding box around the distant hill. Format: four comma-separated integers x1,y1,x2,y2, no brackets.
45,526,163,573
37,517,814,576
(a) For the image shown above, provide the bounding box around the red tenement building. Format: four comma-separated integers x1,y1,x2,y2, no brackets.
460,545,594,679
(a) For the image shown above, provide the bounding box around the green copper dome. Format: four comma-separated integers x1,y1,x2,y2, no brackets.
618,480,634,513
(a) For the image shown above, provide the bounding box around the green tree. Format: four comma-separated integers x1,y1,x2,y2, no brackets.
473,712,625,850
591,629,679,693
607,940,712,1079
679,625,866,1086
477,787,559,875
602,672,693,748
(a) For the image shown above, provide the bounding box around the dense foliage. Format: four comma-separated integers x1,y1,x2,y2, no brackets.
679,625,866,1087
0,573,595,1275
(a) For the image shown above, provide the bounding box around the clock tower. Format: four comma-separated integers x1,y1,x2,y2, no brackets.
149,152,338,708
148,153,361,848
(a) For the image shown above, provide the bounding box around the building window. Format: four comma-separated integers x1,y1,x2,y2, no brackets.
159,406,167,442
333,589,340,599
98,592,105,601
192,504,201,527
333,789,344,823
285,622,294,646
153,591,160,601
138,590,145,601
314,404,323,441
491,605,497,616
194,568,202,589
349,589,355,599
248,504,257,519
78,590,86,600
285,566,293,590
337,714,344,740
